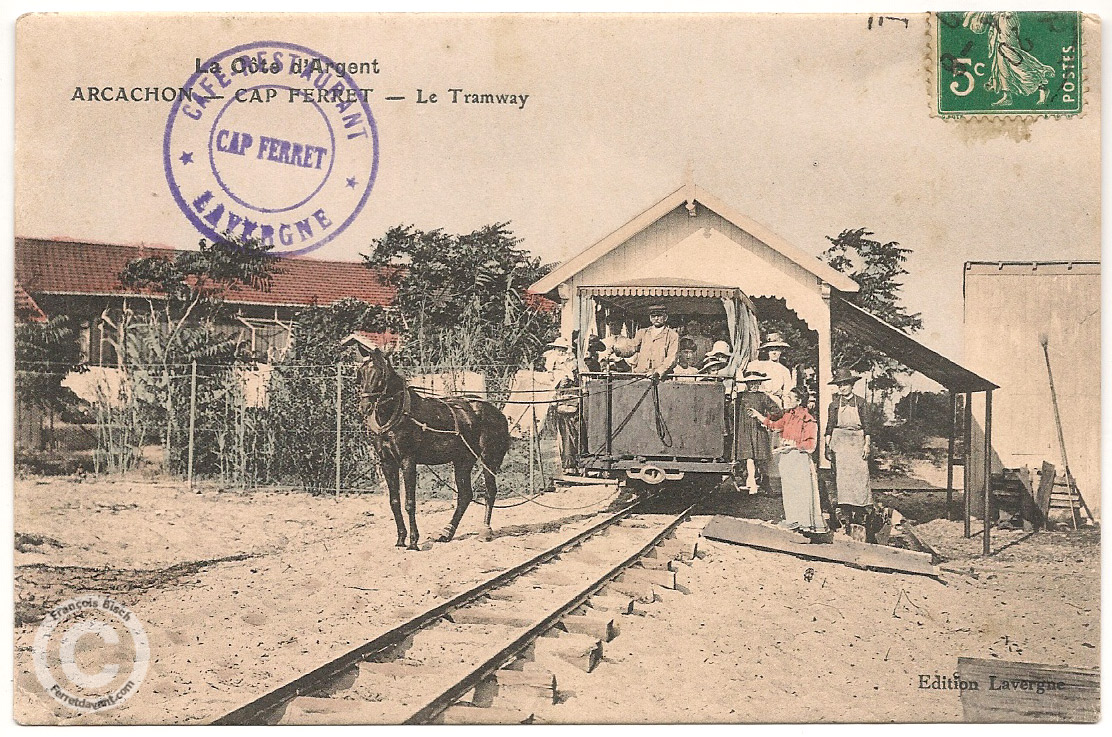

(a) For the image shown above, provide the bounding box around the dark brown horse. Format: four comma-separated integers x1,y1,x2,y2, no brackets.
356,348,511,550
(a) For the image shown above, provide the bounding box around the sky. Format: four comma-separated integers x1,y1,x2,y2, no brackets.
13,10,1102,365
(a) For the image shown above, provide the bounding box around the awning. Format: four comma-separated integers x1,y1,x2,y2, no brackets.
831,296,997,393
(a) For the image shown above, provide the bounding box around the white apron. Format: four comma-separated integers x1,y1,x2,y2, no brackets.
830,401,872,507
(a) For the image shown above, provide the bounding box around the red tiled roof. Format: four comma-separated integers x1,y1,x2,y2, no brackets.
14,238,396,308
14,281,47,322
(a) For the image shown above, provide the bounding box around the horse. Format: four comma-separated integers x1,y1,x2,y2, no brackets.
356,347,512,550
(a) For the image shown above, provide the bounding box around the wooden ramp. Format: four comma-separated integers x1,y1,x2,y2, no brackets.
701,516,938,577
956,657,1099,723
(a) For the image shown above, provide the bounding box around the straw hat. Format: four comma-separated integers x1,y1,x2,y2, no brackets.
611,336,638,358
706,340,731,357
546,336,571,350
739,370,769,383
760,332,790,350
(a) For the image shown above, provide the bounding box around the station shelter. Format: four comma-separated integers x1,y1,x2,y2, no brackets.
529,182,1001,548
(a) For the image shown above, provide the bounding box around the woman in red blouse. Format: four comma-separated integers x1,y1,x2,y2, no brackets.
749,386,828,534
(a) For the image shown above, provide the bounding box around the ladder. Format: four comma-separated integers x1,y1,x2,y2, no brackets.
1038,462,1095,529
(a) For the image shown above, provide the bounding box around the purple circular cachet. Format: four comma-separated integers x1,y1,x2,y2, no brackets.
164,41,379,257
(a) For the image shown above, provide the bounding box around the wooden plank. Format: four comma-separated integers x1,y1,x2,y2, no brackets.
588,594,635,615
1036,462,1055,528
635,558,673,571
354,661,425,680
441,704,534,725
485,585,558,602
956,657,1099,723
279,696,385,725
602,580,655,603
495,669,557,690
701,516,937,577
449,609,534,628
561,613,616,641
656,538,699,560
620,568,676,589
531,633,602,673
1008,467,1041,531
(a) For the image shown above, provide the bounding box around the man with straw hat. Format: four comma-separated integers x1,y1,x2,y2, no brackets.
824,367,873,539
748,331,795,408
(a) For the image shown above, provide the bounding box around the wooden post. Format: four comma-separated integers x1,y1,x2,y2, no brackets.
946,391,957,520
187,359,197,487
529,407,536,492
528,368,536,491
532,405,547,489
983,389,993,556
335,362,343,497
963,392,973,538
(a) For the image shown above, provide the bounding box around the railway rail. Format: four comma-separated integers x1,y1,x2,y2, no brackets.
213,495,701,725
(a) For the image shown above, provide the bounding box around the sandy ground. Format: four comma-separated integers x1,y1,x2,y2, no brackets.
13,474,1100,724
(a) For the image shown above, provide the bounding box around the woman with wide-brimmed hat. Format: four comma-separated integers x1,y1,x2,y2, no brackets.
748,332,795,408
823,367,873,537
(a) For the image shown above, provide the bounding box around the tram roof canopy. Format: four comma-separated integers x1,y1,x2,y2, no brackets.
579,279,755,317
830,296,998,393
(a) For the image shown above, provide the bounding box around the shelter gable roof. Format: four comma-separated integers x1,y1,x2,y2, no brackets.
529,183,859,295
831,295,997,392
14,237,397,308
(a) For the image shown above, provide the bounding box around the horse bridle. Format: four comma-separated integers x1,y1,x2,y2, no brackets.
359,362,412,434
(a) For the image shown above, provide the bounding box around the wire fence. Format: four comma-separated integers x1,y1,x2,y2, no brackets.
15,361,567,497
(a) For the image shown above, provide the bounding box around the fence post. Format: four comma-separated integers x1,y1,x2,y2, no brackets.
335,362,343,497
187,359,197,488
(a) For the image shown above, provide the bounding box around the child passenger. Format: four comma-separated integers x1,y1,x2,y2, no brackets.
671,348,700,377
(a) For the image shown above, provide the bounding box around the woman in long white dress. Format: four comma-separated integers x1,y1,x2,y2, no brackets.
749,387,827,534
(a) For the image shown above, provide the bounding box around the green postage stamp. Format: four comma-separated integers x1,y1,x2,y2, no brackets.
934,11,1082,116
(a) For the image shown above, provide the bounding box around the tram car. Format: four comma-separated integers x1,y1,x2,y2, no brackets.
569,283,761,489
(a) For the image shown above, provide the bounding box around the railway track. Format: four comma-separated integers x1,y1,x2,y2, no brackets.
213,496,702,725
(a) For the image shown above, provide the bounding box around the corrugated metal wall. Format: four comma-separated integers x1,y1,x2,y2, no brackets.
964,263,1100,518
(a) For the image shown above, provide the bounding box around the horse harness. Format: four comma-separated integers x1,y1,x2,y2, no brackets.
362,380,475,444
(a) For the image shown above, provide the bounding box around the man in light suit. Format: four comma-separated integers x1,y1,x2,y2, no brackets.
630,304,680,376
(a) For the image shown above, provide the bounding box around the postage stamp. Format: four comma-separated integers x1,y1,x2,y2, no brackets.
164,41,379,256
933,11,1082,116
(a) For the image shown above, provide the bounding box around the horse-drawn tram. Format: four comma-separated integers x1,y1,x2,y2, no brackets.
569,282,761,489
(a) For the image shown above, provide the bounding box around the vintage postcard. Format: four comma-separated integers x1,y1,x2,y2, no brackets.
10,10,1101,725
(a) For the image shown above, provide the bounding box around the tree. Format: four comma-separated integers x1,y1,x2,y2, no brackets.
822,228,923,395
363,223,557,382
268,298,383,493
15,315,87,424
112,237,277,470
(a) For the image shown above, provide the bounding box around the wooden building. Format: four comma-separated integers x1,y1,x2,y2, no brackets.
529,182,998,479
964,261,1101,520
15,237,397,365
14,237,398,452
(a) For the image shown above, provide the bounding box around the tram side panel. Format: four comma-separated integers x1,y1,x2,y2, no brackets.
580,377,728,472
